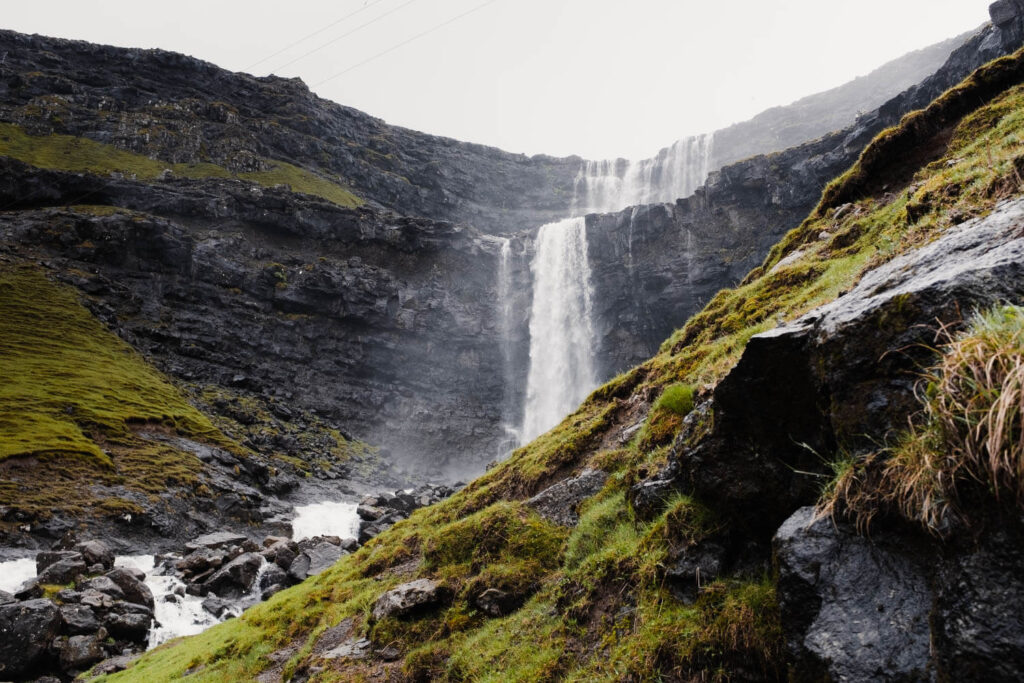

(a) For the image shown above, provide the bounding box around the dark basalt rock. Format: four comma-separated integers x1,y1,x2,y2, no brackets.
74,540,114,570
526,469,608,527
0,598,62,679
35,549,81,575
774,508,934,682
659,199,1024,537
37,555,88,585
105,568,155,610
203,552,263,600
304,543,345,577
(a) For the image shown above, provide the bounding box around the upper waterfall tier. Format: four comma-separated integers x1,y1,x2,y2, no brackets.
572,134,714,215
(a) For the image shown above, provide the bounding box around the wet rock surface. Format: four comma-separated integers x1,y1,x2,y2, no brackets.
775,507,1024,683
371,579,445,621
527,469,608,526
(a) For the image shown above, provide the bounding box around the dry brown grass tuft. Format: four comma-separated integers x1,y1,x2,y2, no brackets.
820,305,1024,533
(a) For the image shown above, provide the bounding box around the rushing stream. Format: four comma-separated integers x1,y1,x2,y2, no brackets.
0,499,365,649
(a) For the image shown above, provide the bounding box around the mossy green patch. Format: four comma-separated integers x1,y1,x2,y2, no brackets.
0,264,217,461
0,121,361,208
0,263,240,520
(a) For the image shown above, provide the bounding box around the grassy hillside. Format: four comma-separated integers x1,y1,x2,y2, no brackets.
99,50,1024,682
0,121,362,208
0,262,234,520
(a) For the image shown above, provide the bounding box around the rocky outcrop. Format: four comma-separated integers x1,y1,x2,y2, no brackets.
775,507,1024,682
527,469,608,526
371,579,445,621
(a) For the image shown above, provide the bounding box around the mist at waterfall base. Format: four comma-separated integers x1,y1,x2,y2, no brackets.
514,133,714,443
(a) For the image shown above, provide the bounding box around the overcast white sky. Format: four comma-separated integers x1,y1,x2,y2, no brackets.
2,1,995,159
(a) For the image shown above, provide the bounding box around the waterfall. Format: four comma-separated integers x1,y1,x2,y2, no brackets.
574,133,714,214
516,132,713,446
497,238,521,445
520,217,596,442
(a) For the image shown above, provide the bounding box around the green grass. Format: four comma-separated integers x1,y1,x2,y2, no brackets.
96,50,1024,682
0,264,235,519
0,264,218,460
0,122,362,208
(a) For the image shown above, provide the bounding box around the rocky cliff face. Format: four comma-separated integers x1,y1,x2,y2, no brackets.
0,29,581,235
0,159,519,478
1,5,1021,483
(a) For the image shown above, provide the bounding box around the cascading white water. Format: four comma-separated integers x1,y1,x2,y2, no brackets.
520,216,597,442
497,238,521,444
574,133,714,214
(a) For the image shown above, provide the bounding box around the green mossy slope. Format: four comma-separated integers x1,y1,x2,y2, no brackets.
0,121,362,208
100,50,1024,682
0,263,232,519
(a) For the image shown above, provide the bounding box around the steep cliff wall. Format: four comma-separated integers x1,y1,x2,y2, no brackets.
0,159,524,478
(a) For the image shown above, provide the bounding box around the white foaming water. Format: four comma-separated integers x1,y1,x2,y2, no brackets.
0,557,36,593
521,216,597,442
573,134,714,214
291,500,360,541
115,555,219,648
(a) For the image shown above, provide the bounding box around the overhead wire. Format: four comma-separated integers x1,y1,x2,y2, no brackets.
268,0,422,74
312,0,502,86
244,0,392,72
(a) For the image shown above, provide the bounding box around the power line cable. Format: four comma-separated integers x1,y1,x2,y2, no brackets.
270,0,422,74
244,0,391,72
312,0,501,87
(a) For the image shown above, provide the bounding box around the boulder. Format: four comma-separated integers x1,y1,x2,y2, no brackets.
0,590,15,606
774,507,933,682
104,610,151,644
527,469,608,526
38,556,88,585
57,633,105,670
287,553,311,583
259,563,289,591
305,542,344,576
74,540,115,570
262,539,297,571
105,568,155,610
203,552,263,599
35,550,82,575
371,579,444,621
176,547,227,578
80,575,126,601
59,603,99,635
201,596,233,619
185,531,248,552
0,599,62,678
474,588,518,618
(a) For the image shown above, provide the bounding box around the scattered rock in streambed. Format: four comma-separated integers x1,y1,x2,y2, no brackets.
0,540,157,681
356,483,456,542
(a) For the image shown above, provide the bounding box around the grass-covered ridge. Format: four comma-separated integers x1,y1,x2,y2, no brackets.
99,52,1024,682
0,263,235,520
0,121,362,208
